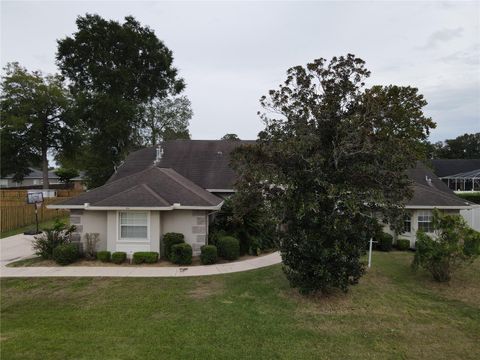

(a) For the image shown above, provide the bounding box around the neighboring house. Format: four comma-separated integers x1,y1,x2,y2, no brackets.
0,168,60,188
0,168,86,190
384,162,475,247
49,140,476,256
431,159,480,191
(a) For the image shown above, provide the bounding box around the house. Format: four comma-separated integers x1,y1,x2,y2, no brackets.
0,168,60,188
49,140,475,256
49,140,254,256
384,162,475,247
431,159,480,191
0,167,85,190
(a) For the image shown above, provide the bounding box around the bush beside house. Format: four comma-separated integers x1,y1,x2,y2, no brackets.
52,244,79,265
163,232,185,260
171,244,193,265
133,252,159,264
396,238,410,251
200,245,218,265
218,236,240,260
378,233,393,252
111,252,127,264
97,251,111,262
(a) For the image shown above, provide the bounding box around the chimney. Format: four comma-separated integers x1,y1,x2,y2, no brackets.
154,144,164,164
425,175,432,187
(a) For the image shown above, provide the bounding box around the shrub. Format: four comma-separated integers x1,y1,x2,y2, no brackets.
217,236,240,261
208,229,227,247
52,244,79,265
200,245,218,265
378,233,393,252
97,251,111,262
132,252,159,264
32,219,76,259
396,238,410,251
413,209,480,282
171,244,193,265
111,252,127,264
84,233,100,260
163,233,185,260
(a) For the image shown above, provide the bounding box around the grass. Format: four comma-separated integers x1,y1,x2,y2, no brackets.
0,217,69,239
1,251,479,360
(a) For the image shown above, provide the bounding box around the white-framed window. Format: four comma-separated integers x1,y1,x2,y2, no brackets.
0,179,8,187
118,211,149,241
417,210,434,233
403,215,411,233
33,179,41,185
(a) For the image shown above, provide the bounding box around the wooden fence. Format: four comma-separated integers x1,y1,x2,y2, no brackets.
0,189,83,233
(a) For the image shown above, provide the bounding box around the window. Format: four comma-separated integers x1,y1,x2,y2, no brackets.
0,179,8,187
119,211,148,240
417,210,434,233
403,215,411,233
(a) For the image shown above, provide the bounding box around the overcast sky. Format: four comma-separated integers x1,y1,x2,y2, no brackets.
1,0,479,142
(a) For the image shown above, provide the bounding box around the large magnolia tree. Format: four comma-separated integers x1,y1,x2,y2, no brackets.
232,54,436,294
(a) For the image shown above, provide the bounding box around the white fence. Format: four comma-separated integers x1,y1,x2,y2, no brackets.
461,206,480,231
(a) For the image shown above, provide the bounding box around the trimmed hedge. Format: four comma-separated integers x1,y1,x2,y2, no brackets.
217,236,240,261
133,252,159,264
200,245,218,265
111,252,127,264
97,251,111,262
163,232,185,260
378,233,393,252
396,238,410,251
171,243,193,265
52,244,79,265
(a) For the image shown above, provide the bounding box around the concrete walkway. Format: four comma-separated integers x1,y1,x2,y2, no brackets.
0,234,282,278
0,233,36,267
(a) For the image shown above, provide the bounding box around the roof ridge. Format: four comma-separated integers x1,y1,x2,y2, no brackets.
140,183,170,206
155,167,220,206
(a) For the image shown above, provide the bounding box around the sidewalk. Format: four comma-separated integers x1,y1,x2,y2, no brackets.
0,252,282,278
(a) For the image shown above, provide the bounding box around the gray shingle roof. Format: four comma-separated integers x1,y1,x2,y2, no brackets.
3,168,59,179
406,162,473,208
57,167,222,208
108,140,256,189
431,159,480,177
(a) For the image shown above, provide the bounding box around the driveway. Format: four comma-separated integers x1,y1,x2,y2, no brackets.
0,233,36,267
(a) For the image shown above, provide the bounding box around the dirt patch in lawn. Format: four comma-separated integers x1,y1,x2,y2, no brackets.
188,278,225,299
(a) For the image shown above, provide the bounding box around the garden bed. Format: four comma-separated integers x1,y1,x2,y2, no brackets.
7,251,275,268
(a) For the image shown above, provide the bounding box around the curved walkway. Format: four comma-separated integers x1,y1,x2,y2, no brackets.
1,234,282,278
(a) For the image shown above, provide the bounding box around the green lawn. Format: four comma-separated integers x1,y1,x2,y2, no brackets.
1,252,479,359
0,217,68,239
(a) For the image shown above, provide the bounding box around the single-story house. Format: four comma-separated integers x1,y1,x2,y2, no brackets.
0,167,85,190
383,162,475,247
49,140,475,255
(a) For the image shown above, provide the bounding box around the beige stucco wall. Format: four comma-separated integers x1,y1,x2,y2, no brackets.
70,210,108,251
161,210,208,256
71,209,208,257
381,209,461,248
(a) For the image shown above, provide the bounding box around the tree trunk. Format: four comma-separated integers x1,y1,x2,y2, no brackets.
42,145,49,190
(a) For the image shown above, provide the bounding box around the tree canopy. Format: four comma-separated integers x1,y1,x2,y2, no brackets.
221,133,240,140
56,14,185,187
139,95,192,145
232,54,436,294
0,63,72,187
428,133,480,159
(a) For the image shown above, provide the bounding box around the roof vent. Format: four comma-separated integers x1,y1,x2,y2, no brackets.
425,175,433,187
217,151,223,156
154,145,164,164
